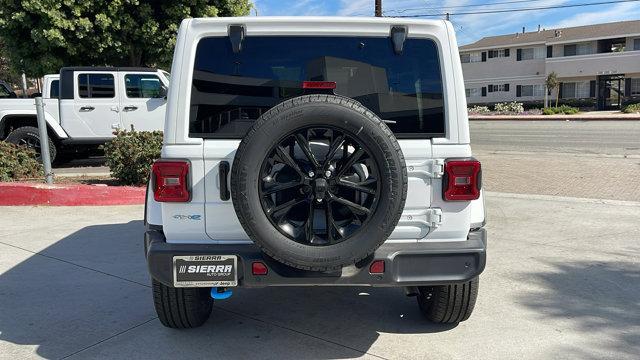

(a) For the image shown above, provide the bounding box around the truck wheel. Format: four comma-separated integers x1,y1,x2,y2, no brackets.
231,94,407,271
5,126,57,162
152,279,213,329
417,277,479,324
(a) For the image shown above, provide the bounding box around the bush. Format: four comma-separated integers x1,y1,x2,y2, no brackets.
542,105,579,115
0,142,43,182
104,130,163,185
622,103,640,114
468,105,491,114
493,101,524,114
558,98,596,109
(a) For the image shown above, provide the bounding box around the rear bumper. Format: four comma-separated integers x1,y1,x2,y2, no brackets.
145,228,487,288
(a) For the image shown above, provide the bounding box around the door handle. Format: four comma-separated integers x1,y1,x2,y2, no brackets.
123,105,138,112
219,161,230,201
79,106,95,112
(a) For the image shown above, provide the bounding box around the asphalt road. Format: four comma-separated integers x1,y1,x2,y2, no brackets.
470,120,640,156
1,195,638,360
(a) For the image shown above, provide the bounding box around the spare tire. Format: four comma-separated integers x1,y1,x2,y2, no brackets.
231,94,407,271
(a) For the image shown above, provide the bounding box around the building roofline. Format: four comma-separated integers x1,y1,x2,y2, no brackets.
459,19,640,51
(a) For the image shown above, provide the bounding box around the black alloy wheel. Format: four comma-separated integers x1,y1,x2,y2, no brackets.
258,126,380,246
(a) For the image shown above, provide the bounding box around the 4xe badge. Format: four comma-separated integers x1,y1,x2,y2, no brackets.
173,214,202,220
172,255,237,287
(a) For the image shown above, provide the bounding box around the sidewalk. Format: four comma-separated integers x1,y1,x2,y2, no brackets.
469,111,640,121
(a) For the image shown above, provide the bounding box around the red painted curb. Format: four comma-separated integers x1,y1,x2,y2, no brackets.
0,182,146,206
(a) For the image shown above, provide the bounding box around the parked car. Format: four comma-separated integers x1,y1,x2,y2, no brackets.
0,80,17,98
145,17,486,329
0,67,169,161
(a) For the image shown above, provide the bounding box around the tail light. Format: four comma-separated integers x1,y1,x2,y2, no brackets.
443,159,481,201
152,160,190,202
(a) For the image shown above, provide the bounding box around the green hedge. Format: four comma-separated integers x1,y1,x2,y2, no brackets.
542,105,580,115
104,130,163,185
0,142,43,182
622,103,640,114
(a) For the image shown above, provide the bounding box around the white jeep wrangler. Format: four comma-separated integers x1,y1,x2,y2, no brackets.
145,17,486,329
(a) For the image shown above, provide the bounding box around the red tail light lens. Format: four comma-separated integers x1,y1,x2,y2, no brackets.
369,260,385,274
302,81,336,89
252,261,268,276
443,159,481,201
152,160,190,202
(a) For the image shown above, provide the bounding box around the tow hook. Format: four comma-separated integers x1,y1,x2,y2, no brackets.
211,287,233,300
404,286,419,297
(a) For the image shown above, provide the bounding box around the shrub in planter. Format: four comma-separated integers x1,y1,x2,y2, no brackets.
104,130,163,185
468,105,491,114
493,101,524,114
622,103,640,114
0,141,43,182
542,105,579,115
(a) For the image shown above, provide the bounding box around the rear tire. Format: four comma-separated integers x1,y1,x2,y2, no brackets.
417,277,479,324
152,279,213,329
5,126,58,163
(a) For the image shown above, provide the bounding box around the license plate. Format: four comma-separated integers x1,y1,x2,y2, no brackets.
173,255,238,287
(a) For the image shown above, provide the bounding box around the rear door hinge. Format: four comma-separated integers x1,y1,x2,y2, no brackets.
426,208,443,228
432,159,444,178
406,159,444,179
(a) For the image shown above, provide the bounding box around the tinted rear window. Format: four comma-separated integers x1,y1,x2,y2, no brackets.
190,36,445,139
50,80,60,98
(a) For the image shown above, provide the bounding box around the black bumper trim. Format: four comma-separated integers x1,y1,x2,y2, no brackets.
145,228,486,288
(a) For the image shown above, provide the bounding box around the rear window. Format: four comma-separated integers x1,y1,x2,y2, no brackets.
189,36,445,139
78,73,115,98
50,80,60,98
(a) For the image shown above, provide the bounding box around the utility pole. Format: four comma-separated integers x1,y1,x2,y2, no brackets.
375,0,382,17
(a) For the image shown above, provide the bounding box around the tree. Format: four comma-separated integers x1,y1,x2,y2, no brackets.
0,37,22,85
545,72,559,108
0,0,252,77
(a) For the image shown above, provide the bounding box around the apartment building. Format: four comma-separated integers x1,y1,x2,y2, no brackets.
460,20,640,109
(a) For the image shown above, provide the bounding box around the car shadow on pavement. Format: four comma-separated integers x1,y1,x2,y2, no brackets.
0,220,455,359
517,260,640,360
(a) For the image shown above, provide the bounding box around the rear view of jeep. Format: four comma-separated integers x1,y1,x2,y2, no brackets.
145,17,486,329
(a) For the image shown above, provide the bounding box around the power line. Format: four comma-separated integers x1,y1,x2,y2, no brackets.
390,0,640,17
385,0,566,13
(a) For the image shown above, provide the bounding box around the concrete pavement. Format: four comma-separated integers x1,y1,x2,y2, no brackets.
1,194,639,359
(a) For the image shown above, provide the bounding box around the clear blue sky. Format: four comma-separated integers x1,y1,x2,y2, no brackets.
252,0,640,45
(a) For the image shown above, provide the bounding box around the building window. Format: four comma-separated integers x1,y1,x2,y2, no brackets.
519,84,545,97
488,84,509,92
634,39,640,51
631,78,640,95
488,49,509,58
461,52,482,63
465,88,480,97
519,47,545,60
564,43,593,56
562,81,590,99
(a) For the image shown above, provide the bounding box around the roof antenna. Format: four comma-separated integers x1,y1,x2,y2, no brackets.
229,25,246,53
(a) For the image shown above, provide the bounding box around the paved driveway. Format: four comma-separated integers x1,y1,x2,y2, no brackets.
1,193,638,359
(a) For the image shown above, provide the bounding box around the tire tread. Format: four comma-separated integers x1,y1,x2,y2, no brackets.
417,277,479,324
152,279,213,329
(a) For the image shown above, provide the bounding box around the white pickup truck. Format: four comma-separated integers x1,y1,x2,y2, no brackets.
0,67,169,161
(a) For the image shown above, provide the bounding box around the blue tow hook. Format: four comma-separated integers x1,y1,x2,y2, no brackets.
211,287,233,300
